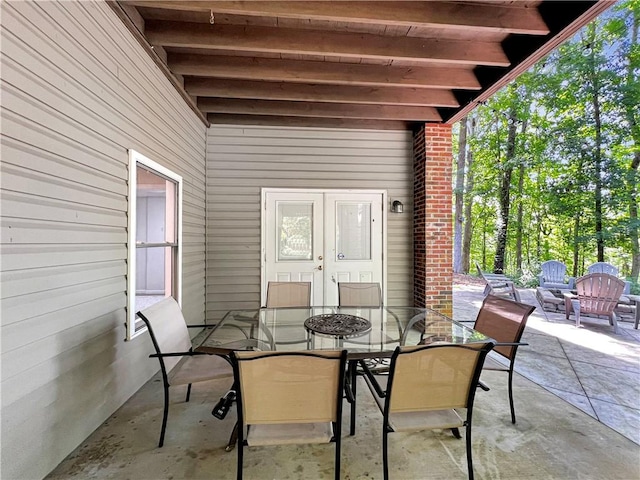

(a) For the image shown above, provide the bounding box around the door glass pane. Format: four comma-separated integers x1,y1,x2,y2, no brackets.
277,202,313,261
336,203,371,260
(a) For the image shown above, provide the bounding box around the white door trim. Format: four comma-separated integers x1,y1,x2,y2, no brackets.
261,188,388,306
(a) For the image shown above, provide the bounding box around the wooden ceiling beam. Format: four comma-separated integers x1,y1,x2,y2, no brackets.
170,54,482,90
207,114,411,130
185,78,459,107
198,98,442,121
124,1,549,35
147,21,510,66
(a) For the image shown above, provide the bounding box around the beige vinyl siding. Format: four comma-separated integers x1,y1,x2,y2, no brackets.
206,125,413,321
0,2,207,479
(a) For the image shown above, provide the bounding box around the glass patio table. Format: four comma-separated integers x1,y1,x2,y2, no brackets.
196,306,491,435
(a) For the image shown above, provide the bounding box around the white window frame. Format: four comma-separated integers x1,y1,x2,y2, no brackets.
127,150,183,340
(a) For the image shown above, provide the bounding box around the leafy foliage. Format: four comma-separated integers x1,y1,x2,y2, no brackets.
455,0,639,292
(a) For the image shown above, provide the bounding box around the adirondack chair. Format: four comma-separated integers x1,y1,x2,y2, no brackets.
475,262,521,302
587,262,631,294
564,273,626,334
538,260,575,290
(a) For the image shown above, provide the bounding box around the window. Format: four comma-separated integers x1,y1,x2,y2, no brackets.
127,150,182,340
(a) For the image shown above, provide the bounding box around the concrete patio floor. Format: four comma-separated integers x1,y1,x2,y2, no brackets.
454,284,640,445
45,285,640,480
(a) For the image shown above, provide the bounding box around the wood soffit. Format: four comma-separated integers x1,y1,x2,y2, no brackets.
113,1,614,130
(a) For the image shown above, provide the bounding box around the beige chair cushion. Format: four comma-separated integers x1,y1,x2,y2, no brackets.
168,354,232,386
266,282,311,308
338,282,382,307
363,373,464,432
247,422,334,446
389,409,464,432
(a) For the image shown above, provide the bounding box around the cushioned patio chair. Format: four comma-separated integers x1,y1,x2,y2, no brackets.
231,349,347,480
338,280,399,376
538,260,575,290
471,295,536,424
361,342,495,480
265,281,311,307
137,297,234,447
587,262,631,294
264,281,312,350
565,273,625,334
338,282,382,307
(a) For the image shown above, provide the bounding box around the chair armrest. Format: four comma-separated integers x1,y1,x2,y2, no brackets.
358,360,386,398
150,351,208,358
538,274,544,286
567,277,576,290
494,341,529,347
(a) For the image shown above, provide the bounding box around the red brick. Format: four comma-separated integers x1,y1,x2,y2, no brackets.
413,123,453,317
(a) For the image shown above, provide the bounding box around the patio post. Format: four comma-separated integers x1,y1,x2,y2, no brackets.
413,123,453,316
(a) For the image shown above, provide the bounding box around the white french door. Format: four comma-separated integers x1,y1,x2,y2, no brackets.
263,189,385,306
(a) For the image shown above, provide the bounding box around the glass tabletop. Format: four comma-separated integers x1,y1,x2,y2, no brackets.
196,306,490,359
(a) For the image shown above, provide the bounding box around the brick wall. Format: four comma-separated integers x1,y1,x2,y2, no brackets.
413,123,453,316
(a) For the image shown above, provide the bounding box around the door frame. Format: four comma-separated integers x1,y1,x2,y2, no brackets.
261,188,388,306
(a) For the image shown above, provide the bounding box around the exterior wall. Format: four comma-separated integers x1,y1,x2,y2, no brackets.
0,2,207,479
413,123,454,316
206,124,414,321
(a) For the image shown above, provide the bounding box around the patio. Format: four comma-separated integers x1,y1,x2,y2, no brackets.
1,2,627,478
44,284,640,479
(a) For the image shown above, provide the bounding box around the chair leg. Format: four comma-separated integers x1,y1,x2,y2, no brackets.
382,427,390,480
225,422,239,452
451,428,461,439
508,368,516,424
350,362,357,435
185,383,192,402
334,429,341,480
610,313,620,334
465,423,475,480
159,384,170,448
574,302,582,328
236,434,244,480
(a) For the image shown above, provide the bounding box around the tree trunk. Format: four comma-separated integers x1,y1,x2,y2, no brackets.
624,13,640,282
586,26,605,261
515,118,528,274
462,118,476,274
573,212,580,278
494,110,517,274
453,117,468,273
482,215,488,270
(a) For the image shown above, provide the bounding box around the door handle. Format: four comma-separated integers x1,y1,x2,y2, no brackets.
317,265,323,271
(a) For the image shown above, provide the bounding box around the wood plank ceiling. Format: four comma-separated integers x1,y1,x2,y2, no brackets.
114,1,613,129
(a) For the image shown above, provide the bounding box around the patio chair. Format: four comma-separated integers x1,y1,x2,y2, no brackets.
338,282,382,307
264,281,312,349
360,342,495,480
471,295,535,424
338,281,397,377
337,282,389,430
265,281,311,307
475,262,521,302
587,262,631,294
565,273,625,334
137,297,234,448
231,349,347,480
538,260,575,290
